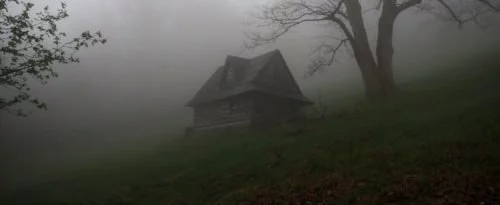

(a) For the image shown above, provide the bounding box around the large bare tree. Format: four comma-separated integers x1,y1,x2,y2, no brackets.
246,0,499,100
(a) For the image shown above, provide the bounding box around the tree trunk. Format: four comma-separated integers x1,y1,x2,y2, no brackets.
357,57,384,101
376,1,399,96
345,0,386,100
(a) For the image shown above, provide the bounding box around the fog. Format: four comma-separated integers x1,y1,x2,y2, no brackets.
1,0,500,191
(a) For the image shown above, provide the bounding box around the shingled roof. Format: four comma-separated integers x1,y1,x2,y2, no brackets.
186,50,311,106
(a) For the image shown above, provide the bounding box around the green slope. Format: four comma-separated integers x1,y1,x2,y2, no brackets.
3,48,500,204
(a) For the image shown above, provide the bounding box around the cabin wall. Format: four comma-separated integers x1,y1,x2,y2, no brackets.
193,95,254,129
251,92,305,127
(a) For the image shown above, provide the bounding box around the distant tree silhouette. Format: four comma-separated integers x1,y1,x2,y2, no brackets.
0,0,106,115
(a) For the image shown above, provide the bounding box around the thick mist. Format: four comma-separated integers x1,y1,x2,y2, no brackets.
1,0,500,191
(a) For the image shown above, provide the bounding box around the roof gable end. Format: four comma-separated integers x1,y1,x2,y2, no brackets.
186,49,310,106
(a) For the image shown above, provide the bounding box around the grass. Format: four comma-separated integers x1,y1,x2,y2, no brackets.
3,48,500,204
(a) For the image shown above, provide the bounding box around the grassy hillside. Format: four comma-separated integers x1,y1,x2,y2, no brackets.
3,48,500,204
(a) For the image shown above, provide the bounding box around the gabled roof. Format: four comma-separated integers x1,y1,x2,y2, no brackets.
186,49,311,106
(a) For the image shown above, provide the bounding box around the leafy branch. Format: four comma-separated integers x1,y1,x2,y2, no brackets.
0,0,106,115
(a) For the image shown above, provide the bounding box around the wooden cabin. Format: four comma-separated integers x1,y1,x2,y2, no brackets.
185,50,312,132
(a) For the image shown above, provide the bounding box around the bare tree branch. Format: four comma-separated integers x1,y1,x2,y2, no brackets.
436,0,467,27
306,38,348,77
432,0,497,28
245,0,351,49
478,0,500,12
397,0,423,13
245,16,330,48
363,0,384,13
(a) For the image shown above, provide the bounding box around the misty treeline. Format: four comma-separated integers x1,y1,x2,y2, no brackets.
247,0,500,100
0,0,105,115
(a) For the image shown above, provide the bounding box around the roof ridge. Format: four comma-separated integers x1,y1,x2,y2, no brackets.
249,49,279,60
226,55,249,60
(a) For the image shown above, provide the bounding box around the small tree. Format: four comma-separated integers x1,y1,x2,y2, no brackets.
0,0,106,115
246,0,499,100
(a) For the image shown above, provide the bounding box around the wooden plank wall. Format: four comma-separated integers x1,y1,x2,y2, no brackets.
193,95,254,129
251,93,303,127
